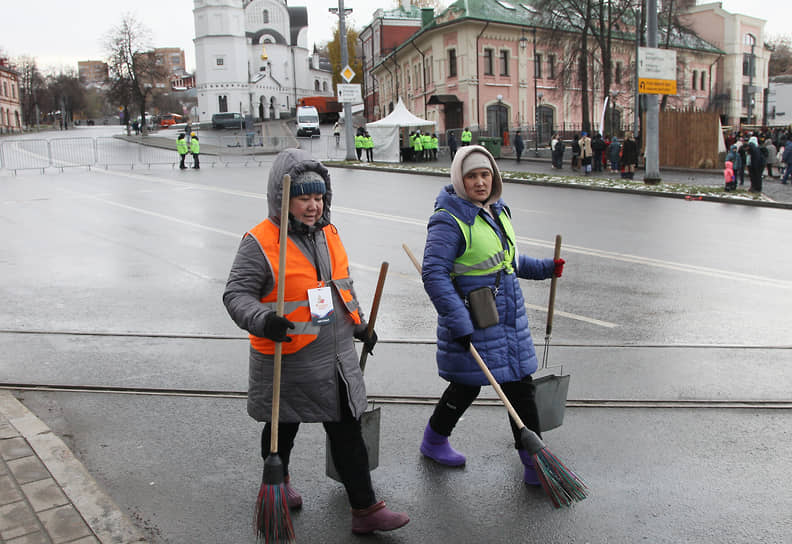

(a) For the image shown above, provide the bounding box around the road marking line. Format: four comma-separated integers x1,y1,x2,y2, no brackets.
76,169,792,289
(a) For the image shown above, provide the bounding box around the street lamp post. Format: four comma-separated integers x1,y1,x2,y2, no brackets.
536,92,544,149
330,0,356,161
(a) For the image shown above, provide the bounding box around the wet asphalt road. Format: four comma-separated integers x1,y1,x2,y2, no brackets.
1,131,792,543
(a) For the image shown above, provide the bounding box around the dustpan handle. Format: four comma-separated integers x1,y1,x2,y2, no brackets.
359,261,388,373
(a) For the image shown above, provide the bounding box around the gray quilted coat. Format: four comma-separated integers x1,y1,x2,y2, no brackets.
222,148,368,423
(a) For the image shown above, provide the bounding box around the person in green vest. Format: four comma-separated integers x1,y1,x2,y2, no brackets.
190,133,200,169
460,127,473,146
418,145,565,482
355,130,365,160
421,132,432,161
363,130,374,162
413,130,424,161
430,133,439,161
177,133,188,170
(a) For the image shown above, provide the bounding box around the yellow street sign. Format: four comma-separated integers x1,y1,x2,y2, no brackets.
638,78,677,95
341,65,355,83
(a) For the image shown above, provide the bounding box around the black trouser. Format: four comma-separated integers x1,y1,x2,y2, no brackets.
429,375,541,450
192,153,200,168
261,378,375,509
179,153,186,169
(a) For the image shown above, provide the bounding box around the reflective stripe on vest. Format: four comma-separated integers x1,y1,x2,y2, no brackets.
437,208,516,276
246,219,361,354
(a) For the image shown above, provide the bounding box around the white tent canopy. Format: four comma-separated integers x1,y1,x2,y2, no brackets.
365,98,436,163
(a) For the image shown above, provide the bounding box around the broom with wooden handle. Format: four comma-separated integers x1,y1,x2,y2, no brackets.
402,243,587,508
254,174,297,543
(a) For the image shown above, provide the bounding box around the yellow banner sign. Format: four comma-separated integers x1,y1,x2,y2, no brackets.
639,78,677,95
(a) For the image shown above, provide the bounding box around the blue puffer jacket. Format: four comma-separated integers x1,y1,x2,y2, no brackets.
422,184,555,386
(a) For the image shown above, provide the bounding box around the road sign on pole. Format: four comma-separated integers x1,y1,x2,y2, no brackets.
638,47,677,95
341,65,356,84
337,84,362,104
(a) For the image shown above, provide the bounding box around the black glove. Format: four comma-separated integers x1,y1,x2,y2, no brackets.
262,313,294,342
454,334,472,351
354,324,378,355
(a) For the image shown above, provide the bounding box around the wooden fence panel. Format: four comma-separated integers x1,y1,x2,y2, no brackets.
643,110,720,169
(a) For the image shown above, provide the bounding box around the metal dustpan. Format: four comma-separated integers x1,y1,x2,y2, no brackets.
326,262,388,482
534,235,570,432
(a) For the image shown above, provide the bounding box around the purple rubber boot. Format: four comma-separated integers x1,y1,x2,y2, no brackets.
419,423,466,466
518,449,541,486
351,501,410,534
283,475,302,509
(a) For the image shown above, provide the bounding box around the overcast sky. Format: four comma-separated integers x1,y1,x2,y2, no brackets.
1,0,789,74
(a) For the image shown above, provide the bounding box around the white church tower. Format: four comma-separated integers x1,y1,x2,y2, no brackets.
194,0,250,121
193,0,333,123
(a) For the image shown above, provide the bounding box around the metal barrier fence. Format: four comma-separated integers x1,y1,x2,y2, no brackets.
0,134,352,173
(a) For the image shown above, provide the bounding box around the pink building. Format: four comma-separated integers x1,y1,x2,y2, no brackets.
0,58,22,135
369,0,725,144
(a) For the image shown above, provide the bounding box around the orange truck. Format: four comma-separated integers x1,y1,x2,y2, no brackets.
297,96,342,123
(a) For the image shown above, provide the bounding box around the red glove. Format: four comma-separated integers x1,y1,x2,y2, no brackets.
554,258,566,278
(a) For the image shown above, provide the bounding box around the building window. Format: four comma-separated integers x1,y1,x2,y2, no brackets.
323,81,328,91
615,62,622,84
500,50,509,76
691,70,697,90
548,54,556,79
448,49,457,77
415,64,421,89
534,53,542,79
315,79,320,91
742,85,751,108
743,54,755,77
700,71,706,91
216,57,224,66
428,56,433,85
484,49,494,76
262,10,269,23
219,95,228,112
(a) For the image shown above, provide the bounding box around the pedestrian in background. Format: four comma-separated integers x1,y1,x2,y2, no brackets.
461,127,472,146
619,131,639,179
222,148,409,535
419,145,565,485
190,133,200,169
580,132,593,174
364,131,374,162
571,134,581,171
737,138,747,186
355,129,364,161
592,133,606,172
448,132,458,160
333,121,341,146
513,130,525,163
764,139,778,178
177,133,188,170
781,140,792,184
608,137,621,172
747,136,764,193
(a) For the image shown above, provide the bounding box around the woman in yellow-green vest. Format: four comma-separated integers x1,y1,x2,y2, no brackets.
363,131,374,162
460,127,472,146
190,133,200,169
355,131,364,160
412,130,424,161
177,133,188,170
419,145,565,484
430,133,439,161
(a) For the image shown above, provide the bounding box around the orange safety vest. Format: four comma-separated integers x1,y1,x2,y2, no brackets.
246,219,361,354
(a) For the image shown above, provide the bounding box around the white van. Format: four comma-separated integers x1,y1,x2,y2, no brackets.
296,106,320,137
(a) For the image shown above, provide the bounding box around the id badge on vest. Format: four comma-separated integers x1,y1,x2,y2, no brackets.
308,286,335,325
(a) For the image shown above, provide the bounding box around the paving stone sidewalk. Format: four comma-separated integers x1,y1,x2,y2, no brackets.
0,391,145,544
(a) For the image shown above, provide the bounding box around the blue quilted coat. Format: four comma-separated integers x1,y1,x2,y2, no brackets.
422,184,555,386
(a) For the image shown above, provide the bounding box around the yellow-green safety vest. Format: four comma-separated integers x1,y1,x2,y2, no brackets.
437,208,516,277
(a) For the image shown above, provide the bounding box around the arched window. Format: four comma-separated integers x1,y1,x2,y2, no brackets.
262,10,269,24
691,71,697,90
219,95,228,112
315,80,320,91
700,71,706,91
322,81,328,92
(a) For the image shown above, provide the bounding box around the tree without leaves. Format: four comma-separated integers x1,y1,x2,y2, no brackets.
104,14,166,135
15,56,45,128
769,37,792,76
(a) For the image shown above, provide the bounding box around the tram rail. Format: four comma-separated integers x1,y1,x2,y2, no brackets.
2,382,790,410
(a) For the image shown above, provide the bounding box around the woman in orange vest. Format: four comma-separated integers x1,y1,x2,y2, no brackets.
223,148,408,535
